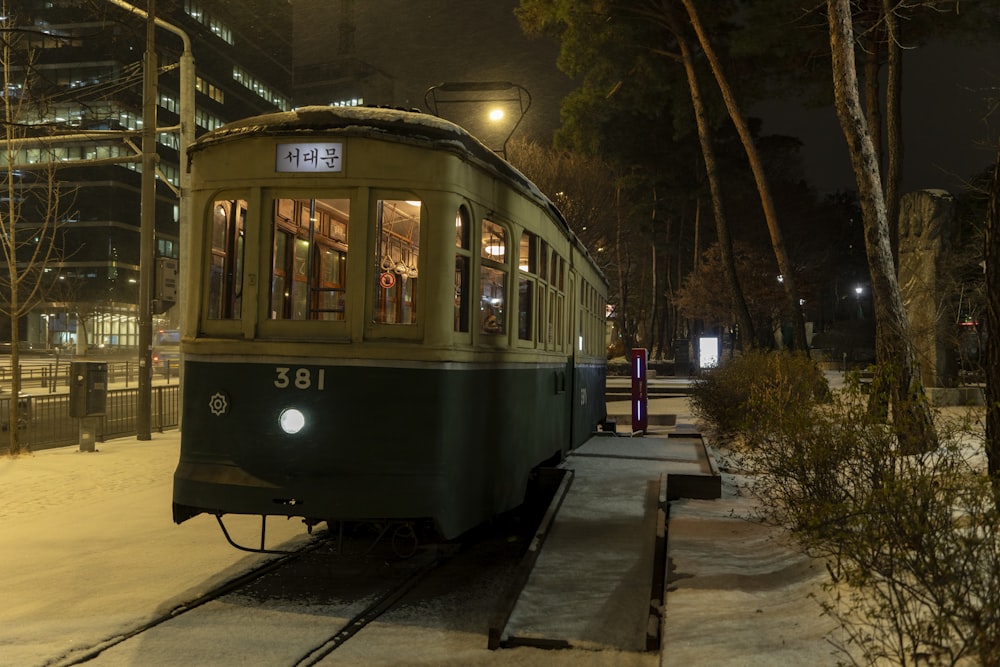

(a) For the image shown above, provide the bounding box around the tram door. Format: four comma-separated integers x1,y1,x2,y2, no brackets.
373,199,421,324
270,198,350,321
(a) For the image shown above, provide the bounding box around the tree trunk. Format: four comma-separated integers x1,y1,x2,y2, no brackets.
984,146,1000,490
882,0,903,254
827,0,937,453
3,32,22,456
680,0,809,355
669,13,756,349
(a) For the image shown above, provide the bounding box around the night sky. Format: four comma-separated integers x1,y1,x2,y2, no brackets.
291,1,998,197
754,38,999,196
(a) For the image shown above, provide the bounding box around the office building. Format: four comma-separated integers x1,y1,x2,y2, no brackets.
2,0,292,351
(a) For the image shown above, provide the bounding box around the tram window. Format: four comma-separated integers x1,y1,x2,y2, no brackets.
518,276,533,340
454,207,470,333
270,197,350,320
481,220,506,262
291,238,310,319
537,284,546,344
208,199,246,320
456,206,469,250
481,267,506,334
553,292,564,349
480,219,508,335
519,231,536,274
548,290,556,345
455,256,469,332
374,199,421,325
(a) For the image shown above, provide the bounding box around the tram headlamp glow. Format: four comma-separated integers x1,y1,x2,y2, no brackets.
278,408,306,435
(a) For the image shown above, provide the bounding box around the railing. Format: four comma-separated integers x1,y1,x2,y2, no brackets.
0,360,181,391
0,385,179,451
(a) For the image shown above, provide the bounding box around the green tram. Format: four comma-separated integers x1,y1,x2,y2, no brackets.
172,106,608,544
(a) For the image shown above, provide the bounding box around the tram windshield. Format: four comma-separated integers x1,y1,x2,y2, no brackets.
270,197,350,320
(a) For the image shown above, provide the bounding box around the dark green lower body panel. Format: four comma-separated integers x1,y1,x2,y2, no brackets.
174,358,606,539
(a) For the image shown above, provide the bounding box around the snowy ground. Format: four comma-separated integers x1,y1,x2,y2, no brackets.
0,378,943,666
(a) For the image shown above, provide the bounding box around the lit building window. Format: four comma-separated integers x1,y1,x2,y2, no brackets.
233,65,291,111
184,0,234,45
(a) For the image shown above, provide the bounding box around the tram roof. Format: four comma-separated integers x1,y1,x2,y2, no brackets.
190,105,605,285
192,106,550,210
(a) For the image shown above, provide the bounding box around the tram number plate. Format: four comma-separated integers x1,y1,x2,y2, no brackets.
274,367,326,391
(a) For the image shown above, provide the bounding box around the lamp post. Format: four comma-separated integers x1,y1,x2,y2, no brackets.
107,0,194,437
133,0,157,439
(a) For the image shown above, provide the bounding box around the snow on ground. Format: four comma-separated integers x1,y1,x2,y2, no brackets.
0,434,312,667
2,375,951,666
0,432,658,666
663,473,845,666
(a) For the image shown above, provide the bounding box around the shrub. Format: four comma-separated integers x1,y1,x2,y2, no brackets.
688,350,829,443
735,373,1000,666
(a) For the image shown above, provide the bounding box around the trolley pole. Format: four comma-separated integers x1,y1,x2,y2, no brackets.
136,0,156,440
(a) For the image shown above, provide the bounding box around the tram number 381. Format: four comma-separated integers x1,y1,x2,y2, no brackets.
274,367,326,391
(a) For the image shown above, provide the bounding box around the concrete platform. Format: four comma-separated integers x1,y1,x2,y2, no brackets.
494,432,721,654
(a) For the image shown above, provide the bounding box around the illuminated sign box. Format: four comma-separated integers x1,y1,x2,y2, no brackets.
275,142,343,173
699,336,719,369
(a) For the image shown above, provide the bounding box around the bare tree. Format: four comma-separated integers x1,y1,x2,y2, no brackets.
0,7,71,456
827,0,937,453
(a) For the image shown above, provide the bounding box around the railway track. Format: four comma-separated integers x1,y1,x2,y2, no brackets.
55,536,329,666
291,544,457,666
52,472,563,666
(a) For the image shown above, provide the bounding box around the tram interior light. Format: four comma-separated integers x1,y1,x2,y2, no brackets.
279,408,306,435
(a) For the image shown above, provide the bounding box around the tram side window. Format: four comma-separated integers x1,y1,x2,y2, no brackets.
518,231,537,341
270,197,350,320
548,252,565,348
208,199,246,320
454,206,471,333
480,219,507,335
374,199,421,325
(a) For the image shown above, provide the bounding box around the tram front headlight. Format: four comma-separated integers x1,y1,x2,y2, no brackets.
278,408,306,435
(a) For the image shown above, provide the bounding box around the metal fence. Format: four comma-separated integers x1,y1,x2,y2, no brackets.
0,385,179,451
0,359,182,392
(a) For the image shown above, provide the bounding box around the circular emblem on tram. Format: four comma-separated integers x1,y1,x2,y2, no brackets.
379,272,396,289
208,391,230,417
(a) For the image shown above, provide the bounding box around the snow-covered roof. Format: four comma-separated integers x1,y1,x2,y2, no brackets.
191,105,543,206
